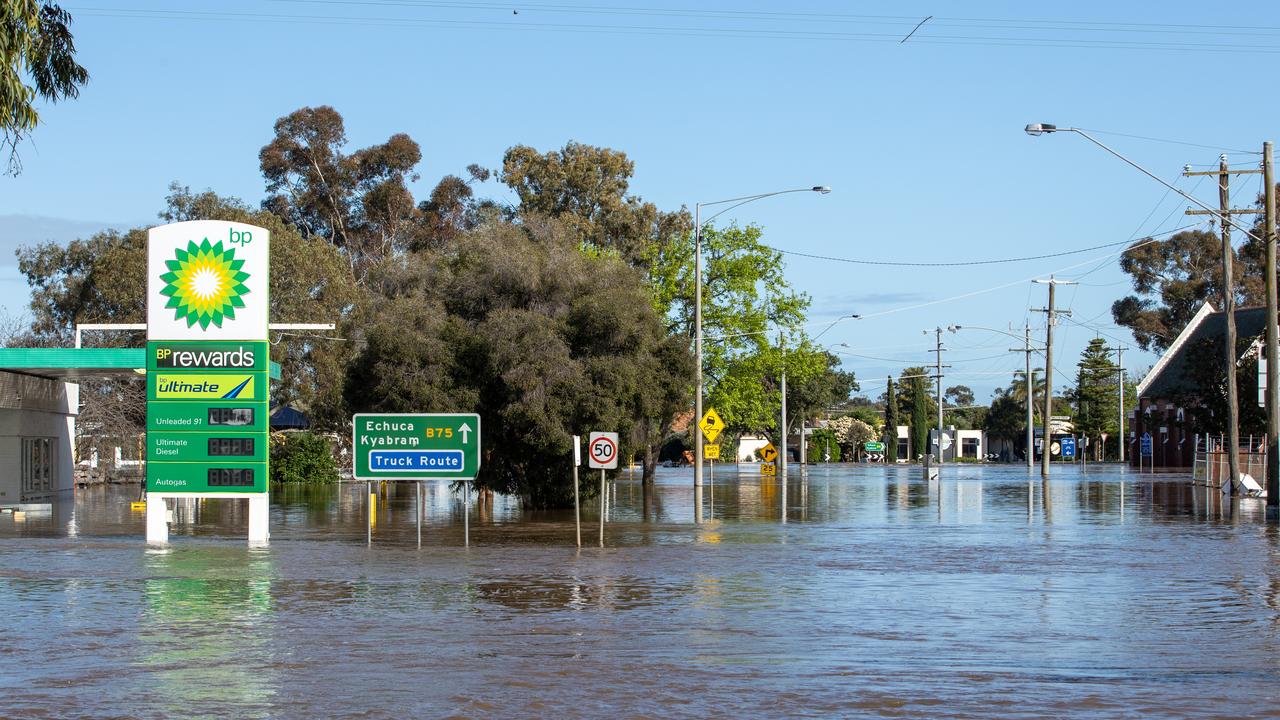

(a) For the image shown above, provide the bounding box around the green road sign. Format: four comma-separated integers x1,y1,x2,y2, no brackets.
864,441,885,453
353,413,481,481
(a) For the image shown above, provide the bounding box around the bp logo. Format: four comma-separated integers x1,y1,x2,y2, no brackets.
159,238,251,330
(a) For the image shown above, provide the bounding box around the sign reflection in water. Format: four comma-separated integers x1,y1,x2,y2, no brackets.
3,465,1279,718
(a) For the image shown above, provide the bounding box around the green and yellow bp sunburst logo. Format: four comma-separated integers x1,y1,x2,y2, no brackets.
158,238,251,330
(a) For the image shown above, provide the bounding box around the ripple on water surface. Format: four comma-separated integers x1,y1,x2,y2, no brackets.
2,465,1279,718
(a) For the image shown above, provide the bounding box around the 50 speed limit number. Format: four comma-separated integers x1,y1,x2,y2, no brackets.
587,431,619,469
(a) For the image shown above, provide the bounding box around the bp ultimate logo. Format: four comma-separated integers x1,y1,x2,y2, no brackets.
147,221,269,342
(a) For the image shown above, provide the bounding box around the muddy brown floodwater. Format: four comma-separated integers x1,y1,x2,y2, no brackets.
3,464,1280,719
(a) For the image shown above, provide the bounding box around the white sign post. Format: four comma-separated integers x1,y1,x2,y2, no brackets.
572,435,581,548
588,432,619,547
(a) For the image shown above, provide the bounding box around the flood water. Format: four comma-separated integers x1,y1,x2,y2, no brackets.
4,463,1280,718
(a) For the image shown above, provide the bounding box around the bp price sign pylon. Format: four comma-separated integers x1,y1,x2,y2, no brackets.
144,220,271,546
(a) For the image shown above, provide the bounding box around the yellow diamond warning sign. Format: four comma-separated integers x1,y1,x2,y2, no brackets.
699,408,724,443
759,443,778,463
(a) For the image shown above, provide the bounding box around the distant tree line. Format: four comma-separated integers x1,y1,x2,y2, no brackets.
13,106,856,507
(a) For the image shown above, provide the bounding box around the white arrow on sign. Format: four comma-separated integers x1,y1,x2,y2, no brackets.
459,422,472,444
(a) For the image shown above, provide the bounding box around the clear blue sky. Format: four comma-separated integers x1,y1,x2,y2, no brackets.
4,0,1278,401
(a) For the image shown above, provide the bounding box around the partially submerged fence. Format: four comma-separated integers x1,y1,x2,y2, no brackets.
1192,434,1267,489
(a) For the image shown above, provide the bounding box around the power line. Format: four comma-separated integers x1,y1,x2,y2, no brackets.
68,6,1280,53
767,236,1155,267
769,222,1203,268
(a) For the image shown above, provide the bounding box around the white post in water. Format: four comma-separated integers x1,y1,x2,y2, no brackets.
573,435,581,548
145,496,168,546
247,493,269,547
599,468,606,548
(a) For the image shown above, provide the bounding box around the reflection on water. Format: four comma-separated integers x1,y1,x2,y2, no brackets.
138,549,276,718
3,464,1280,717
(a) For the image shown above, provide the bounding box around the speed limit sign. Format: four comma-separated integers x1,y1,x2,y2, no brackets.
587,431,620,469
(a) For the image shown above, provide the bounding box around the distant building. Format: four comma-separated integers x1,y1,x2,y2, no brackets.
0,372,79,505
1133,302,1268,470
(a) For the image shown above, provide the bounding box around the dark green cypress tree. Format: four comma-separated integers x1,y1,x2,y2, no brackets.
884,376,898,462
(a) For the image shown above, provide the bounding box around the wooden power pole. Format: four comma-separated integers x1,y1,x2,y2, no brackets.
1264,142,1278,513
1184,156,1265,492
1033,277,1076,478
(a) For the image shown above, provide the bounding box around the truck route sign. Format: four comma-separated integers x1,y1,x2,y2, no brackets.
353,413,481,481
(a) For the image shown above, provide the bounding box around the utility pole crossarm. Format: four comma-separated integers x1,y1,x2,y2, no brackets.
1182,168,1262,176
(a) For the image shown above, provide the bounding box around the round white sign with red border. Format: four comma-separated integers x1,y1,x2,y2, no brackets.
588,431,619,469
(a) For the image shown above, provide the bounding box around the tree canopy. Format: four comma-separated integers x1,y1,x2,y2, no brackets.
345,218,691,507
2,1,87,173
13,105,832,506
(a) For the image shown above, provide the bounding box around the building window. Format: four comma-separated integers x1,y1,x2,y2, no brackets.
21,437,55,494
962,437,980,459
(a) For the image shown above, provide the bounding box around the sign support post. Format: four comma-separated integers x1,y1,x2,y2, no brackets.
587,432,619,547
352,412,481,547
573,435,581,548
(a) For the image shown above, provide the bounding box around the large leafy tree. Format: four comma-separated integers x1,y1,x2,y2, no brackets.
2,1,87,173
16,186,359,424
346,218,692,508
259,105,423,279
984,394,1025,460
647,223,811,434
1111,229,1246,352
500,141,688,264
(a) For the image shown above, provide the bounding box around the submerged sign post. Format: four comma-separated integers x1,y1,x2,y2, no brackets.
354,413,482,548
144,220,271,546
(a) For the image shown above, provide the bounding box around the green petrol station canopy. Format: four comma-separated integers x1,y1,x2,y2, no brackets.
0,348,281,382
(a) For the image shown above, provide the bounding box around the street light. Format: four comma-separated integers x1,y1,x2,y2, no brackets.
1023,125,1264,244
693,186,830,496
1026,124,1271,489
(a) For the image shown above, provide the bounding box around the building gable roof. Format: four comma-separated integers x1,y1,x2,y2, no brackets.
1137,303,1269,399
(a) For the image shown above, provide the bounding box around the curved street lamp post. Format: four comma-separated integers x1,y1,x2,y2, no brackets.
693,187,830,498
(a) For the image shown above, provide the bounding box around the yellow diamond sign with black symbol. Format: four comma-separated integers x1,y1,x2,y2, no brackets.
699,408,724,443
760,443,778,463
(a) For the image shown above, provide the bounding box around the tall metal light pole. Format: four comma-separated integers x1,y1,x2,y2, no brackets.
693,186,830,494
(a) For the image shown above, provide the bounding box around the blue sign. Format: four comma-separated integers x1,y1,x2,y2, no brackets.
368,449,464,472
1140,433,1153,457
1060,436,1076,458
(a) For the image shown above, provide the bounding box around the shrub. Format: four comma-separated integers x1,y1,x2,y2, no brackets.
270,432,339,484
